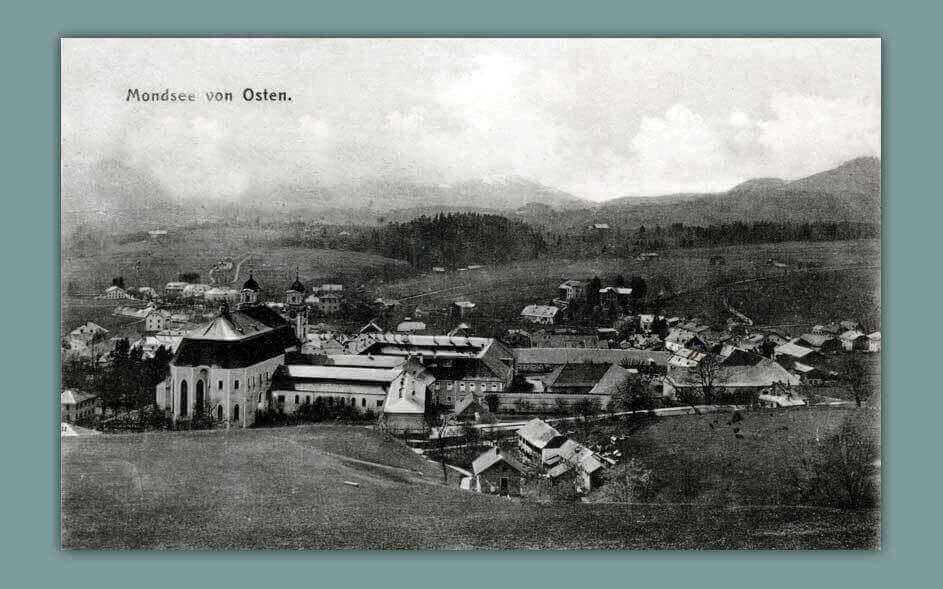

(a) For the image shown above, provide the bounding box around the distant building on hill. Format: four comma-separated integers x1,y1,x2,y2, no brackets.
145,309,172,332
100,285,133,300
558,279,588,303
164,281,188,299
521,305,559,325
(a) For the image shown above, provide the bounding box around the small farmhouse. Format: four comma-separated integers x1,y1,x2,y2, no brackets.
471,447,528,497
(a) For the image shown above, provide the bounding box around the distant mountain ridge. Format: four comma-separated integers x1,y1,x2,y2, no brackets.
62,156,880,237
553,156,881,230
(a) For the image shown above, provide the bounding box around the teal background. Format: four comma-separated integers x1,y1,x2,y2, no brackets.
0,0,936,586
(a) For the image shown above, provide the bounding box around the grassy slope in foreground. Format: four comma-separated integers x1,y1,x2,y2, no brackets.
61,424,878,549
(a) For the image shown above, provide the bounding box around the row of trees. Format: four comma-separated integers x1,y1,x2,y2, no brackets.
62,339,173,417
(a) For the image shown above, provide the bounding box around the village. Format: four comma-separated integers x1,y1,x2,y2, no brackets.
61,261,880,502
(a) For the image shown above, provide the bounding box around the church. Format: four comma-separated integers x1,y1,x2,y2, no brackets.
155,274,300,427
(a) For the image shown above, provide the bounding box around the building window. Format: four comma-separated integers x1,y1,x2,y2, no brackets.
218,380,223,390
491,383,498,391
294,395,300,404
234,380,240,390
361,398,366,407
376,400,383,407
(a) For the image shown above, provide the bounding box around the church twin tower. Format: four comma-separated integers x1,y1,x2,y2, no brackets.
239,272,308,341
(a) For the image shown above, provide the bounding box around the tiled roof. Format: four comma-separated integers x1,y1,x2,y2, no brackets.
472,447,527,475
774,341,815,358
513,347,668,366
667,359,800,388
61,389,97,405
517,419,563,449
543,362,613,391
521,305,559,318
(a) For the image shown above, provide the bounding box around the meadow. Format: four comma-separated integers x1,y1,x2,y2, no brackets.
61,423,879,549
374,238,880,333
579,406,880,508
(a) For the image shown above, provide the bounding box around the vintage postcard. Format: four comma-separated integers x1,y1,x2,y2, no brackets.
60,38,880,549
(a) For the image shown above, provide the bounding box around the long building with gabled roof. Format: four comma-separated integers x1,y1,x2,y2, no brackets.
354,333,515,409
270,354,434,434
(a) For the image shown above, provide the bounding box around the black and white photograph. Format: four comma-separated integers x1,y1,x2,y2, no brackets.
59,37,881,550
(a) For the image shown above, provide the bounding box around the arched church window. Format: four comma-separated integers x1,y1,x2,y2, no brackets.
179,380,188,417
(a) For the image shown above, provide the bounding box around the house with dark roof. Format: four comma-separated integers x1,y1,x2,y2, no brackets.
158,293,299,427
471,447,529,496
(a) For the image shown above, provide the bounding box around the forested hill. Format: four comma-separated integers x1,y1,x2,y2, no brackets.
356,212,548,270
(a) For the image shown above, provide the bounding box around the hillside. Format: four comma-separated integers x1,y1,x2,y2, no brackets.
514,157,881,231
241,176,588,213
61,424,878,549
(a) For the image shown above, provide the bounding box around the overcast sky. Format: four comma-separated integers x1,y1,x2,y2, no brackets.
62,38,880,201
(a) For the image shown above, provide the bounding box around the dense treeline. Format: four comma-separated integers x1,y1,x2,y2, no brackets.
626,221,879,253
62,339,172,418
354,213,548,270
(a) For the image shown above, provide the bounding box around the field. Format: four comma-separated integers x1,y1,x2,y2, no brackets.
580,406,880,508
62,225,413,299
61,423,878,549
374,239,880,333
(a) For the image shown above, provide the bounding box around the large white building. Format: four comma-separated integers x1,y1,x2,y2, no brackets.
270,354,435,434
156,275,299,427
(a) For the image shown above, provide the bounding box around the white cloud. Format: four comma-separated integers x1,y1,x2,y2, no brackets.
61,38,881,202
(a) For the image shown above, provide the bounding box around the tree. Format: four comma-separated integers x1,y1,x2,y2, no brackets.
483,393,501,413
693,353,724,407
178,272,201,283
425,403,452,483
111,276,125,289
839,354,873,408
786,411,879,510
627,275,648,303
594,459,652,503
613,371,655,415
817,413,879,509
587,276,602,310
